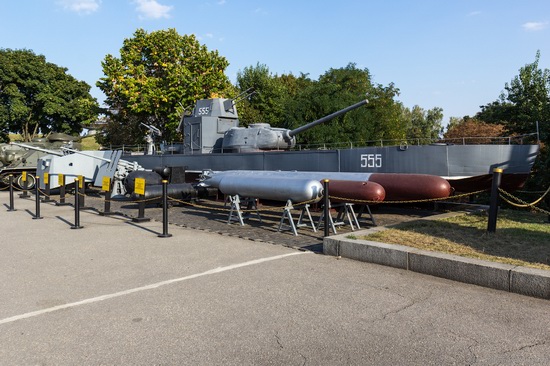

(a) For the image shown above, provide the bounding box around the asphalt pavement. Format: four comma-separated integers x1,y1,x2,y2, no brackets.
1,191,549,365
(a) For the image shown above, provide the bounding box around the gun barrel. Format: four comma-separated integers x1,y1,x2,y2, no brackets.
60,147,138,170
10,142,64,156
288,99,368,137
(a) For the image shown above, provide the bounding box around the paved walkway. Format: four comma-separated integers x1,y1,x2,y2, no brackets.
1,191,549,365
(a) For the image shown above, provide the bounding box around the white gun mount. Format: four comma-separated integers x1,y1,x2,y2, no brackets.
141,122,162,155
34,146,145,197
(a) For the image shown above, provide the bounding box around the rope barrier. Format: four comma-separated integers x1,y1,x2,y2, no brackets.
10,185,26,192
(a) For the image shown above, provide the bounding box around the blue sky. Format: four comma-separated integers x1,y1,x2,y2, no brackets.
1,0,549,126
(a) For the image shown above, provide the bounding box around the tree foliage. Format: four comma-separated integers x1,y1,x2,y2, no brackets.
235,63,447,147
444,118,507,143
477,51,550,142
0,48,98,142
234,63,293,127
236,63,414,147
402,105,444,142
282,64,378,145
476,51,550,190
97,28,232,145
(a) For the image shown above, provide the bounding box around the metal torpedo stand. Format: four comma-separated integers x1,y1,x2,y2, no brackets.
227,195,261,226
277,200,317,236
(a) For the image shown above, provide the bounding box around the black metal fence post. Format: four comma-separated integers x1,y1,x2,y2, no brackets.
487,168,503,233
71,178,83,229
33,176,43,220
158,180,172,238
78,175,85,210
323,179,330,238
7,174,16,212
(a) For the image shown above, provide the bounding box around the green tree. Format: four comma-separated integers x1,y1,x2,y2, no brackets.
402,105,443,142
234,62,437,147
97,28,231,144
0,48,98,142
476,51,550,190
477,51,549,141
235,63,304,126
282,64,406,146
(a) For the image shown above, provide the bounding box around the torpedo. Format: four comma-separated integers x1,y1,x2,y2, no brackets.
367,173,452,201
216,175,324,203
328,180,386,202
202,170,452,201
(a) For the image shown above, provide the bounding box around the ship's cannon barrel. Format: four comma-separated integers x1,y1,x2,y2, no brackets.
287,98,369,138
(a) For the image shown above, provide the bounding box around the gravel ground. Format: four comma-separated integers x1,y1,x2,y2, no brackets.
65,188,441,252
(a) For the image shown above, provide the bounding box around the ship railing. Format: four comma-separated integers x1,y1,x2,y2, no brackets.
104,132,538,155
294,133,539,150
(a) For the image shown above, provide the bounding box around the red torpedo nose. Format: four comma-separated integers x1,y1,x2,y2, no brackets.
369,173,452,201
327,180,386,203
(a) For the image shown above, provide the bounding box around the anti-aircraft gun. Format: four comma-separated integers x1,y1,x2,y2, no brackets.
0,133,81,188
178,96,369,154
141,122,162,155
34,146,146,197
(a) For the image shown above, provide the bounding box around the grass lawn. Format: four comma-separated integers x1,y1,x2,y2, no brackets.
360,210,550,270
80,135,101,150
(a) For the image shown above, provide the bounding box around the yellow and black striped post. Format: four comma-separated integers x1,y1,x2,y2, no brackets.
132,177,150,223
99,176,117,216
56,174,70,206
42,172,54,203
19,171,30,198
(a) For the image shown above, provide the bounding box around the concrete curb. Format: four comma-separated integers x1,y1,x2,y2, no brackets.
324,231,550,300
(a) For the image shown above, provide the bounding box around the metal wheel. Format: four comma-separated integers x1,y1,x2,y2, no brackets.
15,173,36,189
0,174,10,186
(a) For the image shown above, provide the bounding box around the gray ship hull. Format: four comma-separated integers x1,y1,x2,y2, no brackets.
125,144,540,192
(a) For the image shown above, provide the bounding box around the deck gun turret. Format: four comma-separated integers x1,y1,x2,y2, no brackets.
220,98,369,152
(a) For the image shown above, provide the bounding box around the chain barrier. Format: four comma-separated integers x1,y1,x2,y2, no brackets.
328,189,487,205
506,185,550,206
498,187,550,215
3,183,489,213
167,196,320,214
69,190,161,204
18,182,550,217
